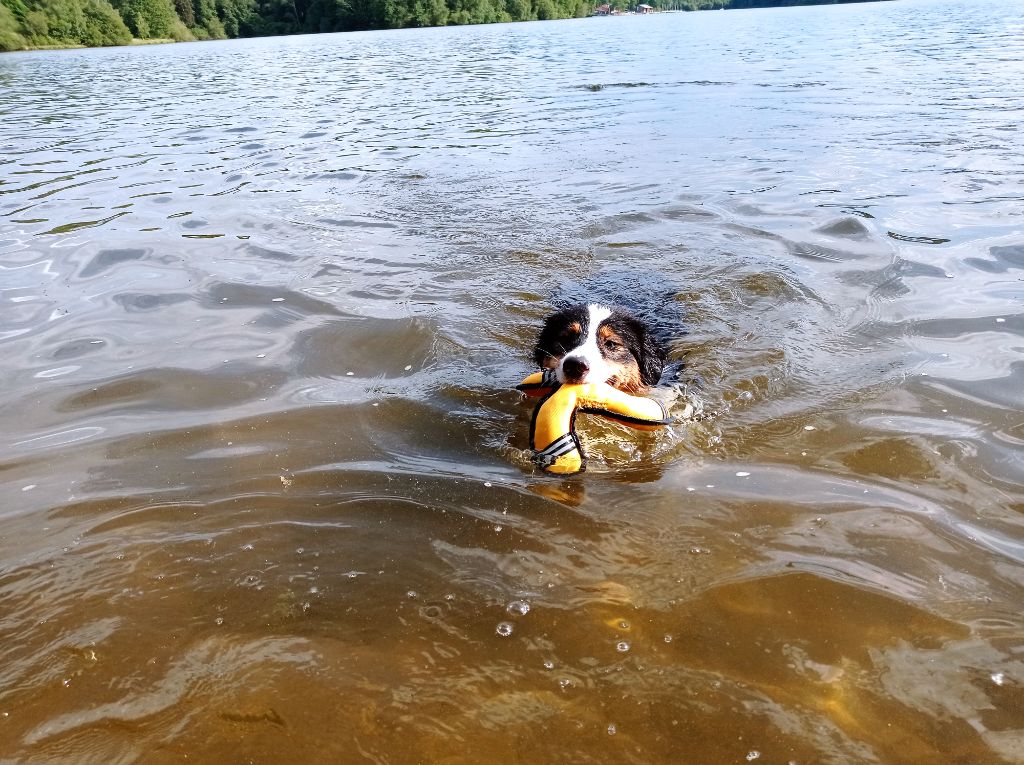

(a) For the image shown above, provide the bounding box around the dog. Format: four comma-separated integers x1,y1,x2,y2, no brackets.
532,304,667,395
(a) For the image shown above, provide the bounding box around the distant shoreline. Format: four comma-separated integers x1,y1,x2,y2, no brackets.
19,38,175,51
1,0,895,55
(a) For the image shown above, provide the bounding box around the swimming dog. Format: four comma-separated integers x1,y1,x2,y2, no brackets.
532,304,666,395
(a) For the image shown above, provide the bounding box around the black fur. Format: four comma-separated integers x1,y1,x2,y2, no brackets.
533,305,589,369
618,313,666,387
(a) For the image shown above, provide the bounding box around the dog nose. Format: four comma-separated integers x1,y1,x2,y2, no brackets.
562,357,589,381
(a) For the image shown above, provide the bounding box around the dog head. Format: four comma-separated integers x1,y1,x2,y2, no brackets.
532,304,665,393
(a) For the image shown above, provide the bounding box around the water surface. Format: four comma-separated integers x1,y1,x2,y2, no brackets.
2,1,1023,762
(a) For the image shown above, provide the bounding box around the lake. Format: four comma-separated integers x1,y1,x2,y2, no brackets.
1,0,1023,761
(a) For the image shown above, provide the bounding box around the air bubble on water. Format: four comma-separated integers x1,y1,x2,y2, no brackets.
21,484,35,492
996,317,1005,323
345,371,354,376
301,602,311,613
736,471,750,477
991,672,1005,686
404,365,413,371
686,486,695,492
616,641,630,653
507,600,530,616
746,751,760,761
257,353,266,358
618,620,630,630
607,723,617,735
406,590,418,599
494,525,503,532
215,617,224,626
241,543,254,551
484,482,492,487
664,634,673,643
62,679,71,687
543,660,554,670
296,547,304,554
272,297,285,302
309,586,319,595
558,678,572,689
804,425,816,431
496,621,514,637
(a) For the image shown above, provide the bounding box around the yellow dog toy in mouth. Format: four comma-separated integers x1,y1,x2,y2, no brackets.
517,369,670,474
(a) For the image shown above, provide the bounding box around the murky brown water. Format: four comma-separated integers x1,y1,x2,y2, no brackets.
2,0,1023,762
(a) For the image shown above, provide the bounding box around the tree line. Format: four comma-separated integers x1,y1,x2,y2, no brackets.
0,0,883,51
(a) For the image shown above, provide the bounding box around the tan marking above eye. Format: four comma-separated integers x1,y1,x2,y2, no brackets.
598,326,624,348
560,322,582,340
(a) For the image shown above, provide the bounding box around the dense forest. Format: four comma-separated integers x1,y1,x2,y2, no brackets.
0,0,883,51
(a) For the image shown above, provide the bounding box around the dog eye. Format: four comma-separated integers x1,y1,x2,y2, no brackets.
603,339,621,351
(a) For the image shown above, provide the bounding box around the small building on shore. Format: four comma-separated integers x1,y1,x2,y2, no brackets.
637,3,654,13
593,4,612,14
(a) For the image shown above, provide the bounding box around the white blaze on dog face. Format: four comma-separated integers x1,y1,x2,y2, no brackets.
557,304,614,385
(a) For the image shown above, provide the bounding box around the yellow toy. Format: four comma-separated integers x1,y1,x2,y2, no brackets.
517,369,670,474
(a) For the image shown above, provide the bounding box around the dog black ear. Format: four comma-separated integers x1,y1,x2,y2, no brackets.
629,318,666,387
532,336,551,368
533,310,568,367
639,337,665,386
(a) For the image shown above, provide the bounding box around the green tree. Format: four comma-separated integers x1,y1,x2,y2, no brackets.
38,0,86,41
504,0,531,20
22,7,47,38
409,0,445,25
215,0,256,36
110,0,177,36
0,1,27,49
187,0,226,36
338,0,380,26
174,0,193,25
303,0,339,30
532,0,556,19
81,0,132,43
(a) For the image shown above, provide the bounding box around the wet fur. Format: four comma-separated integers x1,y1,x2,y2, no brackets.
533,304,666,394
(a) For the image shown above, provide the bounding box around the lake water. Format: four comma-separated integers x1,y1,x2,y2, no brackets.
2,0,1023,761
